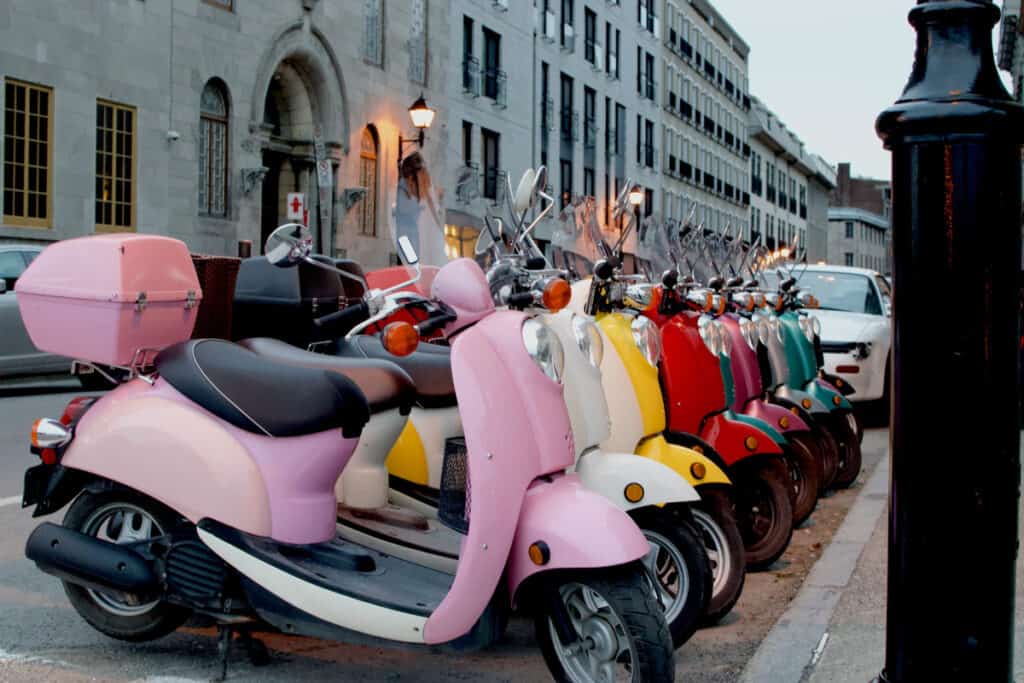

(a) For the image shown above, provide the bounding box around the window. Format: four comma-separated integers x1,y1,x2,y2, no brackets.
584,87,596,148
462,121,473,165
363,0,384,65
482,28,502,101
583,167,595,197
408,0,428,84
845,221,854,239
585,8,597,65
3,78,53,227
198,80,229,217
482,128,500,200
561,0,575,50
560,73,575,142
95,100,136,230
358,126,379,236
560,158,573,208
462,16,477,94
844,252,854,266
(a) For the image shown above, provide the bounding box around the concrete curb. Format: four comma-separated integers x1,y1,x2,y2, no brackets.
738,450,890,683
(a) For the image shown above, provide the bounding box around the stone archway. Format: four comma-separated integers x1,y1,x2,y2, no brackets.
249,23,348,251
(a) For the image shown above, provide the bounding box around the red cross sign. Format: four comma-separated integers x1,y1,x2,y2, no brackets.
286,193,305,221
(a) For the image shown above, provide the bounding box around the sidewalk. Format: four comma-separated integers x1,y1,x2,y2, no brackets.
740,437,1024,683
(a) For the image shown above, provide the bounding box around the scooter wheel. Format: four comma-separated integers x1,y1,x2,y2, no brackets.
830,414,863,489
630,507,712,648
535,563,675,682
692,488,746,625
785,433,822,526
61,488,190,642
816,427,841,492
733,460,794,571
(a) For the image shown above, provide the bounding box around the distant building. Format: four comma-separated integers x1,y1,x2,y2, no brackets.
747,97,834,262
0,0,449,267
827,163,891,275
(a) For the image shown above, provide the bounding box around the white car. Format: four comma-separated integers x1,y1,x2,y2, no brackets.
799,265,892,403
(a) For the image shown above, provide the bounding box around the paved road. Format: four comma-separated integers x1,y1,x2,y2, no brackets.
0,386,888,682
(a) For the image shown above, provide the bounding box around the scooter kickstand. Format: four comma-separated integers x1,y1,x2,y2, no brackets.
213,624,271,681
214,624,232,682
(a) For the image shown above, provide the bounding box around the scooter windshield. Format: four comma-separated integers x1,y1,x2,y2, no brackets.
550,197,601,280
636,216,678,280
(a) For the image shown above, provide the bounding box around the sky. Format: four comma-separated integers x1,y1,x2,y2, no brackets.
710,0,1012,181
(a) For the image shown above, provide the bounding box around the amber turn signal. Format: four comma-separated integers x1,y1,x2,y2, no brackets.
779,416,790,429
542,278,572,312
528,541,551,566
690,462,706,480
801,398,813,410
744,436,759,452
624,482,645,503
832,394,842,406
692,444,704,454
382,322,419,357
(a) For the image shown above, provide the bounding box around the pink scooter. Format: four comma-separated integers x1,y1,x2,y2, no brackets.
17,227,674,681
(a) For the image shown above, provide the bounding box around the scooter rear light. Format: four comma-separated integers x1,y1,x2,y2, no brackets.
836,365,860,374
61,396,98,426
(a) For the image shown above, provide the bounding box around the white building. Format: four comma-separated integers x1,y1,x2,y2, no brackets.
660,0,751,237
827,208,890,275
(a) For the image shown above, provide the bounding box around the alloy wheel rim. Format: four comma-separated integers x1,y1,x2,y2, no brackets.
81,502,163,617
641,529,691,623
550,582,638,683
692,509,731,596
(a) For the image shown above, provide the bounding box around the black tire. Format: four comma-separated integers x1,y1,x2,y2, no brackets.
784,433,822,526
815,426,840,492
630,507,711,649
62,489,190,642
733,459,794,571
535,563,674,683
830,413,863,489
693,488,746,625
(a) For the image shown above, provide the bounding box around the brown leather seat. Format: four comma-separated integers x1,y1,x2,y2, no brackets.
238,338,416,415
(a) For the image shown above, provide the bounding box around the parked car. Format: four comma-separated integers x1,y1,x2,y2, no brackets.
0,244,111,387
799,265,892,404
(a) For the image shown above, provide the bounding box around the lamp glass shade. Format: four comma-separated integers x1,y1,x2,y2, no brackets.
628,186,645,207
409,96,435,129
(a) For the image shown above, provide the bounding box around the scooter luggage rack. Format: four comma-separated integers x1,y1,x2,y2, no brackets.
437,437,470,534
70,346,162,386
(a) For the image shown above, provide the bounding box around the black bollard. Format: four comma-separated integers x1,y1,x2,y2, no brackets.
875,1,1023,681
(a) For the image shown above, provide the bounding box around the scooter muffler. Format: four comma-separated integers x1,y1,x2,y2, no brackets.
25,522,159,601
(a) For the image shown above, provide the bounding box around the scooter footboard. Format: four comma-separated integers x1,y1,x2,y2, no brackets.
575,450,701,510
506,474,649,603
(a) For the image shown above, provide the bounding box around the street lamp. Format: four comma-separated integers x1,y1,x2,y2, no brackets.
398,94,435,170
628,185,645,209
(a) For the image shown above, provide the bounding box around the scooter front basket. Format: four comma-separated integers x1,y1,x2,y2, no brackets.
438,437,470,534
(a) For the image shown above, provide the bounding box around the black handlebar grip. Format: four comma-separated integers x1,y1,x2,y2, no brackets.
313,301,370,335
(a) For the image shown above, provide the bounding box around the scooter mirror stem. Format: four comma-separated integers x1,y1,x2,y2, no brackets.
302,256,370,292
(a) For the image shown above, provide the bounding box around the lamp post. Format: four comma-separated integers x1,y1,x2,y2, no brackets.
875,2,1023,681
398,94,436,171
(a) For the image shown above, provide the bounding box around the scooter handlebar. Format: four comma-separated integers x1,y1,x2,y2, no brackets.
313,301,371,337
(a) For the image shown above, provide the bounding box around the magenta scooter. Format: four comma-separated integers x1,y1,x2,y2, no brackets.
16,227,674,681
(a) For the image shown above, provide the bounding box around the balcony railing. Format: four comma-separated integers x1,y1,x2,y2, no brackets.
482,67,507,108
455,162,480,203
462,55,480,96
541,97,554,131
584,115,598,148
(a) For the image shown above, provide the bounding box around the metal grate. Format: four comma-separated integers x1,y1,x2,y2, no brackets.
438,438,470,534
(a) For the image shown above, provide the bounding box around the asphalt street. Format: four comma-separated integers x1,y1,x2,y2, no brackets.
0,385,888,682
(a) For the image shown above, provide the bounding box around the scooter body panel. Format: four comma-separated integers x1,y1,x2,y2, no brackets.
730,413,787,446
700,412,784,467
809,377,855,411
575,450,701,510
635,435,732,487
338,407,408,509
386,406,462,489
61,379,356,546
773,384,832,418
743,397,811,434
658,311,729,437
506,474,650,601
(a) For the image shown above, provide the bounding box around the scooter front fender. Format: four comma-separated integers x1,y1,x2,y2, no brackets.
743,398,811,434
701,412,784,467
635,435,731,487
575,450,701,510
807,378,854,411
773,385,831,418
506,474,649,603
730,413,787,446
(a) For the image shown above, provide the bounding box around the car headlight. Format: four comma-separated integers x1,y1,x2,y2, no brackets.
718,322,733,357
698,315,721,356
572,314,604,369
738,318,758,351
522,318,565,383
631,316,662,368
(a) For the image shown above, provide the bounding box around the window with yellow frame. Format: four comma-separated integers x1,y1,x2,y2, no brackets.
444,224,479,260
3,78,53,228
95,100,136,231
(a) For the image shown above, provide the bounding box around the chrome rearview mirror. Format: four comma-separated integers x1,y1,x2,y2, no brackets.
265,223,313,268
513,168,538,215
397,235,419,265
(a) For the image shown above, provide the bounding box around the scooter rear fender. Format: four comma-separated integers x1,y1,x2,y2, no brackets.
575,449,701,510
773,385,831,418
506,474,649,604
730,413,787,446
701,412,784,467
635,435,731,487
809,377,855,411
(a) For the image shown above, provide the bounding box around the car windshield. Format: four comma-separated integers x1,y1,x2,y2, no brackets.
799,271,882,315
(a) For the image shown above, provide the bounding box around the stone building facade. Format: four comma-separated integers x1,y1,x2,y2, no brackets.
1,0,449,267
827,163,891,274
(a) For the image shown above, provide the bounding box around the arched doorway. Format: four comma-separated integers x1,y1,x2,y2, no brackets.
251,26,348,253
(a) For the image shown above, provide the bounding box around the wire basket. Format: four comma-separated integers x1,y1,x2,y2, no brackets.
438,437,470,534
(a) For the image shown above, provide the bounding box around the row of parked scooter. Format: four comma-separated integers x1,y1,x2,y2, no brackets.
15,165,861,682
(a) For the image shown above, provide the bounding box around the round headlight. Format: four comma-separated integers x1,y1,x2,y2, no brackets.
572,314,604,369
718,322,733,357
698,315,721,357
811,316,822,338
739,318,758,351
522,318,565,383
631,316,662,368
